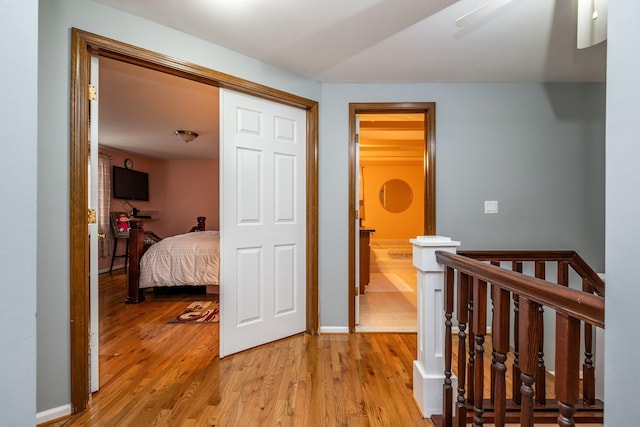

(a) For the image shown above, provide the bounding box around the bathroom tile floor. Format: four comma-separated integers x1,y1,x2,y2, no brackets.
357,268,418,333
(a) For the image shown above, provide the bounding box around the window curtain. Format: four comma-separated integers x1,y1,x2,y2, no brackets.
98,153,112,257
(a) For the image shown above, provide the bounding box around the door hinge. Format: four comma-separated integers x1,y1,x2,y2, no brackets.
88,208,97,224
355,210,359,220
88,84,97,101
355,286,360,294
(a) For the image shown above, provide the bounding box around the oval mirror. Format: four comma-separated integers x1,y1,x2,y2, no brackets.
379,179,413,213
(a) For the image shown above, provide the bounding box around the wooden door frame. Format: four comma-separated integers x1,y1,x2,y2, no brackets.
70,28,319,413
348,102,436,332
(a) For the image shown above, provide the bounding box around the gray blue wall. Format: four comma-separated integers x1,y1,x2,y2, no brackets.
0,1,38,424
605,0,640,424
318,82,605,327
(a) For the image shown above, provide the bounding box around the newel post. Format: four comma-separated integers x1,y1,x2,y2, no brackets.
410,235,461,418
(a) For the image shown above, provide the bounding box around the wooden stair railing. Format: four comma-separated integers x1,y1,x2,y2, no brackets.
432,250,605,427
460,250,604,410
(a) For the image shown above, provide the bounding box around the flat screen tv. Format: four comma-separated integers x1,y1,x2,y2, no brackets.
112,166,149,201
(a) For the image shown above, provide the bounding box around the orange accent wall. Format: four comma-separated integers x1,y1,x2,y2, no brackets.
360,161,424,240
99,146,218,270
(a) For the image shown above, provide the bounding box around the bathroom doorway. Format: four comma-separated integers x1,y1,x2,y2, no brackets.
348,103,436,332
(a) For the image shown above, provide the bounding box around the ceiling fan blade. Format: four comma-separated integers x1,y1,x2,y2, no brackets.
577,0,608,49
455,0,513,27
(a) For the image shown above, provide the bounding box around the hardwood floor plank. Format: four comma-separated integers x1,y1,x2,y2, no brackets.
45,270,602,427
50,271,434,426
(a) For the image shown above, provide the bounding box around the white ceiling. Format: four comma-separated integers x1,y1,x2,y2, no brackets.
96,0,607,160
99,57,219,160
95,0,606,83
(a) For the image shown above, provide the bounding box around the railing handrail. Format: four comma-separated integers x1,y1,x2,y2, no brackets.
458,249,580,261
458,250,605,297
435,251,604,328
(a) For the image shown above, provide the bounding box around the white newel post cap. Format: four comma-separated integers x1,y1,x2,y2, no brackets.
410,236,461,272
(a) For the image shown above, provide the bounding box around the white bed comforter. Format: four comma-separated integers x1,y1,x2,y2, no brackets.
139,230,220,288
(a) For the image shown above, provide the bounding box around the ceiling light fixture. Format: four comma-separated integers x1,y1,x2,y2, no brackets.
174,130,199,143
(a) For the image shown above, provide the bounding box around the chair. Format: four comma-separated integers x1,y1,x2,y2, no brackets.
109,212,130,274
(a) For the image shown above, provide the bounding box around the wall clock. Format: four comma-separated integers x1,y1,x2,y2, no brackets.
124,158,133,169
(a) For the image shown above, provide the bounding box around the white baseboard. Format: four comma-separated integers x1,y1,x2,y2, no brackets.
546,370,583,380
356,325,417,333
320,326,349,334
36,404,71,425
320,326,489,334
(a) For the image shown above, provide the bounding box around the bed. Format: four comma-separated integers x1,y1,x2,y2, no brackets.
125,216,220,303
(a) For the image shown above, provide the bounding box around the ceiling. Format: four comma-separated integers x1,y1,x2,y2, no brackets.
359,114,425,163
99,57,219,160
96,0,607,160
95,0,606,83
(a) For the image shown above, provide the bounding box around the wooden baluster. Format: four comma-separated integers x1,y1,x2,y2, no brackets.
582,278,596,405
126,220,145,304
472,278,487,426
519,297,541,427
556,313,581,427
492,286,511,427
455,273,470,427
443,266,455,427
557,260,569,287
534,261,546,404
468,292,476,407
489,261,500,406
511,261,522,405
555,262,571,408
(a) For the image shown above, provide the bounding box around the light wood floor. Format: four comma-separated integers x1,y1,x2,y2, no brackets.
49,270,434,427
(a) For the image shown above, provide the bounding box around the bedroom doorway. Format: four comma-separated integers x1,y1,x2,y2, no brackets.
348,102,436,333
70,29,319,413
90,54,222,393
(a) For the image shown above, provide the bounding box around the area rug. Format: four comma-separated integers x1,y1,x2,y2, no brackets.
366,272,414,293
168,301,219,324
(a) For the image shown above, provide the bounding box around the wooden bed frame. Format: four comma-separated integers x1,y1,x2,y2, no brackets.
125,216,206,304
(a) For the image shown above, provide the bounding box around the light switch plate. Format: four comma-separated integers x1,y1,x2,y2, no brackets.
484,200,499,214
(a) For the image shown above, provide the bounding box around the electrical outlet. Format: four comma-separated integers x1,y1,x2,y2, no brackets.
484,200,498,214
